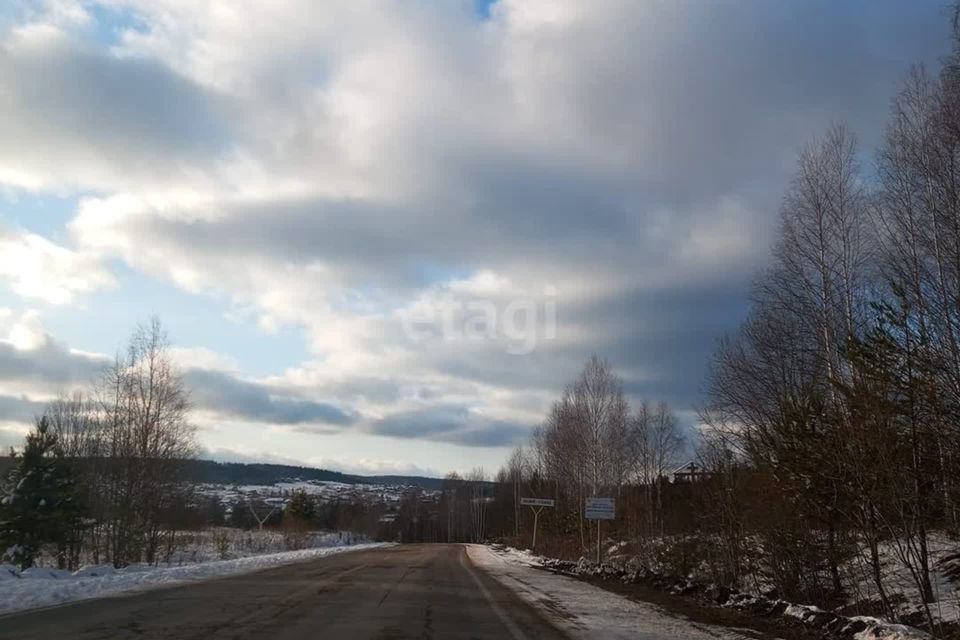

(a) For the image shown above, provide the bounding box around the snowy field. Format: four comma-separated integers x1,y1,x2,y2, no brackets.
0,537,389,615
144,528,366,565
467,544,756,640
13,528,369,571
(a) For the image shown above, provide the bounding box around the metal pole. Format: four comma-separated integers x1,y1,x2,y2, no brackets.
596,520,601,564
531,507,541,552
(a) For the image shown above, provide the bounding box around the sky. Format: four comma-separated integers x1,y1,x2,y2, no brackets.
0,0,953,477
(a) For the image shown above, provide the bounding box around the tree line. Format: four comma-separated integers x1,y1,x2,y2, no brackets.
463,357,685,557
694,14,960,624
386,356,686,557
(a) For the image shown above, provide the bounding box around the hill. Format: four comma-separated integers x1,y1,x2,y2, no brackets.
0,457,445,490
182,460,446,489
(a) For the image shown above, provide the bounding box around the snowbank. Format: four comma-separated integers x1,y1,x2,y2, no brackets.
483,544,935,640
467,544,753,640
0,543,389,615
19,567,72,580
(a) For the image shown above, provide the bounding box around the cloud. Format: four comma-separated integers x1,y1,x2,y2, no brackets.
185,368,354,427
197,446,307,468
0,422,32,450
0,0,952,466
0,312,108,390
371,405,531,448
201,445,443,478
0,23,232,192
0,395,46,423
0,227,114,304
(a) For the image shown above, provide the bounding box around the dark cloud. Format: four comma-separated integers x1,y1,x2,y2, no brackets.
74,0,952,296
0,34,231,188
0,339,107,388
371,405,530,447
185,368,354,426
0,394,46,423
566,283,756,407
414,279,752,409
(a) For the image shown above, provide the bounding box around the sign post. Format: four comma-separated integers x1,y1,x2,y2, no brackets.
585,497,615,564
520,497,555,552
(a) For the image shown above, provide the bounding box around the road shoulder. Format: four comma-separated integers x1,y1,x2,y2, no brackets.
466,544,769,640
0,543,390,617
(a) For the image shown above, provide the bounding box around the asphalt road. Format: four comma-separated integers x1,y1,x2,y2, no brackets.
0,544,569,640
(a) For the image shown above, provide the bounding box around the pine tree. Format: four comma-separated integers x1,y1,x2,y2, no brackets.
284,490,316,527
229,498,257,530
0,417,85,569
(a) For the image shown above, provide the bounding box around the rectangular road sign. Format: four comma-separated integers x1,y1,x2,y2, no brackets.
520,497,555,508
585,497,615,520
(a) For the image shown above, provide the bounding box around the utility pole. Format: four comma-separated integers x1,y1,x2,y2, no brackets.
249,501,278,531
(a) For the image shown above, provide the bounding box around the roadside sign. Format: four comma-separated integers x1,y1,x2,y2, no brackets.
520,497,554,552
585,497,615,564
520,497,555,508
585,497,615,520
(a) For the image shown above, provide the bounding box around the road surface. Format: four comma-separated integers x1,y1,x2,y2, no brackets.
0,544,568,640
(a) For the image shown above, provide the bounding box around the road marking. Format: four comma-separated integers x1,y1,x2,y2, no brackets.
460,547,528,640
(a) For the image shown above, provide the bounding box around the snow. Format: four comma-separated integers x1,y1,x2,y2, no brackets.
197,479,438,510
71,564,117,578
608,531,959,632
784,603,826,622
848,617,930,640
469,545,936,640
19,567,71,580
0,564,20,580
842,533,960,625
467,544,755,640
0,543,389,615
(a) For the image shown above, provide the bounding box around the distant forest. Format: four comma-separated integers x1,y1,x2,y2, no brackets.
0,456,445,490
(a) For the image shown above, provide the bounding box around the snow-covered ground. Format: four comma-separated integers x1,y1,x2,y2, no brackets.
145,528,365,565
471,545,937,640
0,542,390,615
467,544,756,640
607,531,959,631
841,534,960,626
197,479,440,509
19,528,368,571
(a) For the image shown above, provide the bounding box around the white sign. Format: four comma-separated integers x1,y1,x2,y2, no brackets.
585,497,615,520
520,497,555,508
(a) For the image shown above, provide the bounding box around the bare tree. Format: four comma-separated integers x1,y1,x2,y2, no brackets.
505,445,528,538
467,467,488,542
575,357,627,490
93,317,196,566
629,401,683,536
